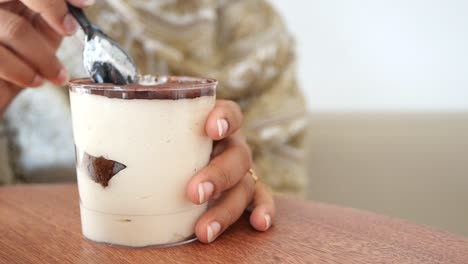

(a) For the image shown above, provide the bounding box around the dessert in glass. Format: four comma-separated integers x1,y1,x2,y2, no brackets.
69,76,217,247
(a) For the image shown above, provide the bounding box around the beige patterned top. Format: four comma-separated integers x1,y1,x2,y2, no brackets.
1,0,307,197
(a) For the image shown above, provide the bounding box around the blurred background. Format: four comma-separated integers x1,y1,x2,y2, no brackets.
270,0,468,237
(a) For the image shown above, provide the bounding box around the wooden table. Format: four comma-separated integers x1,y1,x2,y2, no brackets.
1,184,467,263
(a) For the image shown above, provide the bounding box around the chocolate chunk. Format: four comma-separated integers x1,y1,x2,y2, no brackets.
81,152,127,187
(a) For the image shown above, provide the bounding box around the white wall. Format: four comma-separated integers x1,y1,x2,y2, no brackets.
269,0,468,112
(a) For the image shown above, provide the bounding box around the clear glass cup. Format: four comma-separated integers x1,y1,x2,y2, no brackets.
68,76,217,247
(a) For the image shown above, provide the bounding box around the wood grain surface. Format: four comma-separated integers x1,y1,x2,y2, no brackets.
0,184,467,264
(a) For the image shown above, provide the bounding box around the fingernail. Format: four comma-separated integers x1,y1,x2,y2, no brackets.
198,182,214,204
217,119,228,137
63,13,77,34
54,68,69,86
81,0,95,6
207,221,221,243
264,214,271,230
31,75,44,87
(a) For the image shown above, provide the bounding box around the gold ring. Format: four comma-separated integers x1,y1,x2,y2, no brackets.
248,168,258,182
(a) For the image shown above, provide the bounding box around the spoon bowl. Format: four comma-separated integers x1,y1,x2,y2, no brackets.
67,4,138,85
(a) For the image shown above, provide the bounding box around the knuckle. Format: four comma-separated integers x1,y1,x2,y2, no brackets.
41,56,61,76
40,0,62,12
0,47,33,86
240,176,255,202
3,16,30,40
219,206,236,225
226,100,243,120
0,80,16,90
237,143,253,169
210,162,231,189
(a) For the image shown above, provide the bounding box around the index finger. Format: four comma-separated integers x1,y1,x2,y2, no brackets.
19,0,94,35
205,100,243,140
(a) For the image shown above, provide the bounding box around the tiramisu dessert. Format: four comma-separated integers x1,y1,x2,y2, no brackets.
69,76,216,247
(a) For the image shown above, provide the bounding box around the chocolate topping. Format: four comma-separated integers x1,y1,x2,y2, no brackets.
69,76,216,100
79,151,127,187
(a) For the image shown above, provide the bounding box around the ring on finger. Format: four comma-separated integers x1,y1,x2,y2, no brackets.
248,168,258,183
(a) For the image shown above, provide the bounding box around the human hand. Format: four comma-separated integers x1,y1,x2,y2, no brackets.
0,0,93,114
186,100,276,243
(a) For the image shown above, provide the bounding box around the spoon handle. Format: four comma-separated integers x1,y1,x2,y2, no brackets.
67,3,92,35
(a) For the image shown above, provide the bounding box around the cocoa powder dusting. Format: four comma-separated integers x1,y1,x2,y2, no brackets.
69,77,216,100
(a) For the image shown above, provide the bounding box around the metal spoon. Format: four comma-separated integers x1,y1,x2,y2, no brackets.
67,4,138,85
